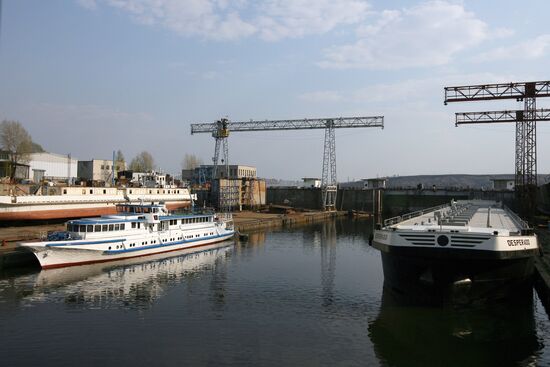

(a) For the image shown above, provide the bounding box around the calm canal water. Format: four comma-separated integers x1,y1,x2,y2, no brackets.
1,218,549,367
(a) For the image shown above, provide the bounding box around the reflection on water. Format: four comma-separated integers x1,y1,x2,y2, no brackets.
0,241,234,310
0,218,549,367
370,285,544,367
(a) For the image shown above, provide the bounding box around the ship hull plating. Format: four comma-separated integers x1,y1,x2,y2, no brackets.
379,249,535,303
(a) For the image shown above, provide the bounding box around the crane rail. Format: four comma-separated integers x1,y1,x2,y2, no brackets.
191,116,384,134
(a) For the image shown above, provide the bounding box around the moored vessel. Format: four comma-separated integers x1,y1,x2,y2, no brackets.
371,200,540,302
0,186,193,221
18,202,235,269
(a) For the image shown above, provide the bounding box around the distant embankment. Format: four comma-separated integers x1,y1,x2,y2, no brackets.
266,187,515,216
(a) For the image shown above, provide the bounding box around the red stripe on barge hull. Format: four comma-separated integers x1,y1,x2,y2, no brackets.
40,236,234,269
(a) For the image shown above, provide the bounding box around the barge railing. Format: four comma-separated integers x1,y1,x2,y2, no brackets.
383,203,450,227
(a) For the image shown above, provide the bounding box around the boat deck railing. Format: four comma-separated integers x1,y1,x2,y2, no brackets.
503,205,530,230
383,203,450,227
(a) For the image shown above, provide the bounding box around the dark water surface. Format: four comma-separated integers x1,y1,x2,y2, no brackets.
1,219,549,366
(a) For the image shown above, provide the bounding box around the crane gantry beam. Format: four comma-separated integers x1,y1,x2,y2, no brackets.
455,109,550,126
190,116,384,134
444,81,550,103
190,116,384,211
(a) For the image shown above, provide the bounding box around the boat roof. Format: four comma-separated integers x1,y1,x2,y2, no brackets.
384,200,528,235
68,212,214,225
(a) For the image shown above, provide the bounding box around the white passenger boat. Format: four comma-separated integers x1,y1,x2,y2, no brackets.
371,200,540,301
18,202,235,269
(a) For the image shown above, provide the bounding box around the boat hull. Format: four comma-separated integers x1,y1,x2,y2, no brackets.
378,248,536,303
0,201,190,221
23,232,235,269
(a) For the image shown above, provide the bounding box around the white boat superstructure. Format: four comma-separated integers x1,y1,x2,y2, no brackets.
18,202,235,269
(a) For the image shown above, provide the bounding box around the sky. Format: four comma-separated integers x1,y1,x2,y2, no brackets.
1,0,550,180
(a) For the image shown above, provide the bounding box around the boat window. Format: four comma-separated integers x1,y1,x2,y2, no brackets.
109,224,114,231
63,189,67,194
137,223,141,229
115,224,120,231
103,189,106,194
121,223,125,230
102,224,108,231
132,222,136,229
95,225,101,232
87,225,93,232
79,225,86,232
90,189,93,194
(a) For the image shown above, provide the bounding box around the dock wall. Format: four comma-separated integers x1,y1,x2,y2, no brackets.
266,187,515,215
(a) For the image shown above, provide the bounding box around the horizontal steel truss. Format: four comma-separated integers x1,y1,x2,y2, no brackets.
455,109,550,126
191,116,384,134
444,81,550,103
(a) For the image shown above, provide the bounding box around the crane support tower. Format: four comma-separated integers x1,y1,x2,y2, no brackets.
444,80,550,218
191,116,384,211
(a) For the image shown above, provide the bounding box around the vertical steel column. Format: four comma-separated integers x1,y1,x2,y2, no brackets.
524,97,537,187
515,116,525,189
212,137,221,181
321,119,337,211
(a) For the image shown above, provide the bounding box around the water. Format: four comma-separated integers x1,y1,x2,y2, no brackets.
0,218,549,367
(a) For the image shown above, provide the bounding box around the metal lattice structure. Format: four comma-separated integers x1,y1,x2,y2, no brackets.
322,120,337,210
445,81,550,218
191,116,384,211
455,109,550,125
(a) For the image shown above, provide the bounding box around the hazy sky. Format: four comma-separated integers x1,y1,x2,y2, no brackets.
1,0,550,180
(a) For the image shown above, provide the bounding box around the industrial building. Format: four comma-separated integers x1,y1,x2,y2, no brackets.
78,159,125,183
182,164,257,185
28,152,78,182
186,164,266,210
490,178,515,191
0,150,29,180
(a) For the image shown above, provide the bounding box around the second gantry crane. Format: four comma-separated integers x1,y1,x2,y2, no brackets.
444,80,550,218
191,116,384,211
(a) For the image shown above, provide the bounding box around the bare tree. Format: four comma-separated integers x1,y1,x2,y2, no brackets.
129,151,154,172
181,153,203,170
1,120,33,180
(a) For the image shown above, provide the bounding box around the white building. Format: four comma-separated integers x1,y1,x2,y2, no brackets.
130,171,168,188
28,152,78,182
491,178,515,191
302,177,321,188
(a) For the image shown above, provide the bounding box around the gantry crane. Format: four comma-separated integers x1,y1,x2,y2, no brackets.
444,80,550,218
191,116,384,211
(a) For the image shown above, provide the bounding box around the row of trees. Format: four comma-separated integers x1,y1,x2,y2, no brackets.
1,119,204,180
